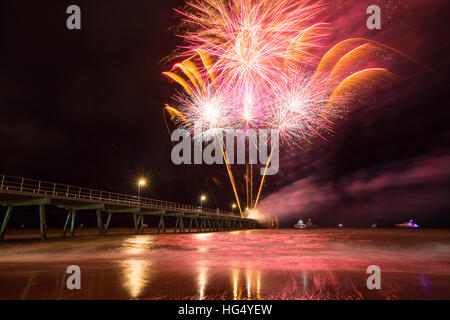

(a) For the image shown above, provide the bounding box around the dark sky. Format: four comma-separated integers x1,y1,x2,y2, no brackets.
1,0,191,197
1,0,450,226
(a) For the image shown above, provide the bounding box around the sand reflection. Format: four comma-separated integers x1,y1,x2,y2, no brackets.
231,268,262,300
120,237,154,298
197,265,208,300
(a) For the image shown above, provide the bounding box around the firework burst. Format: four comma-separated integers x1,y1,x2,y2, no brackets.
177,0,328,87
163,0,398,215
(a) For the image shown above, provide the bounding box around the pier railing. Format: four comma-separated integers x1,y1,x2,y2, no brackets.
0,175,239,217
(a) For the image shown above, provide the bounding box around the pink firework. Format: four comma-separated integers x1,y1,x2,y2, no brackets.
176,0,329,90
165,0,396,147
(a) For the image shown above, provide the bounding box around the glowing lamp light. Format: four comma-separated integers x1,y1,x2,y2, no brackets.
200,195,206,209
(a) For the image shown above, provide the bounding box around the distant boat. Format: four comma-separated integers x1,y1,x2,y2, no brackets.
294,219,306,229
294,218,317,229
395,220,420,228
370,224,378,228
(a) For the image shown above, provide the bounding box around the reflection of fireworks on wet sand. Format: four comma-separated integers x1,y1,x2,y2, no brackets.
1,229,449,299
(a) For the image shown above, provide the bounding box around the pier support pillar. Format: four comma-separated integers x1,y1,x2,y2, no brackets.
70,209,77,237
188,217,198,233
188,217,193,232
180,217,185,233
138,215,144,234
132,213,139,235
96,209,103,235
174,216,185,233
39,204,46,240
104,213,112,235
62,210,71,237
0,206,13,240
174,216,179,233
207,218,212,232
157,215,165,234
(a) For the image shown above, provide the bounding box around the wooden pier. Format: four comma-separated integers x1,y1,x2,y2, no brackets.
0,175,257,240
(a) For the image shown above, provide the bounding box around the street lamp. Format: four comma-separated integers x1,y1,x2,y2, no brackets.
200,195,206,209
232,203,237,214
138,179,146,204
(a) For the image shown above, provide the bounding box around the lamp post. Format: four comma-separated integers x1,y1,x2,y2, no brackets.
200,195,206,210
138,179,146,204
232,203,237,215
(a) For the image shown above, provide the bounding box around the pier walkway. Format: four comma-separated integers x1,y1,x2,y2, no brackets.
0,175,257,240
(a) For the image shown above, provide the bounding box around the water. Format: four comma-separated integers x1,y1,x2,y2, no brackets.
0,229,449,299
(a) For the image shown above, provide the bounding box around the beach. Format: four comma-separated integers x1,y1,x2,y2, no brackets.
0,228,449,299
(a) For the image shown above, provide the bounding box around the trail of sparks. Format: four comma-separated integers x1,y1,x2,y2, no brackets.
253,148,274,211
222,147,244,217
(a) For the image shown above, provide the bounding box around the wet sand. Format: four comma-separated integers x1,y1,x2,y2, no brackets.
0,228,449,299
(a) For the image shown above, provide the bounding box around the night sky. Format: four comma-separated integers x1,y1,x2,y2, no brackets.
1,0,450,227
